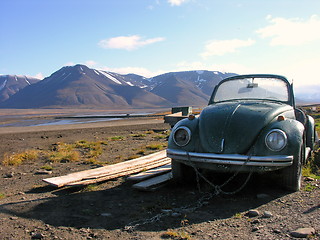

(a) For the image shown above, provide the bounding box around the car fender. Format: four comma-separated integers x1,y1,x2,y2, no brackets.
168,117,199,152
253,119,305,158
306,115,316,150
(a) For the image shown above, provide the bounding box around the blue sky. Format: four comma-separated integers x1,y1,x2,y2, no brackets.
1,0,320,90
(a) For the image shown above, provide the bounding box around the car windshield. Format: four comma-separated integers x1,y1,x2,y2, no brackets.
212,77,290,103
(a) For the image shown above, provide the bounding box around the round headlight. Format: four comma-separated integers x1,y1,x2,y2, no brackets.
265,129,287,151
173,126,191,147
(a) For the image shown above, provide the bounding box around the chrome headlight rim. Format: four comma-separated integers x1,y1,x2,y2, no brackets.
173,126,191,147
265,129,287,151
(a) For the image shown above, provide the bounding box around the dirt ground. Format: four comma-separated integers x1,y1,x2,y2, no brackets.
0,117,319,240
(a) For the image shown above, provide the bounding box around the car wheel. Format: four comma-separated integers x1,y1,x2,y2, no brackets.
281,142,304,191
171,159,195,183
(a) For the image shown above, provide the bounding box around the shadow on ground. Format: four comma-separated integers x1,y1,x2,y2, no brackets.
0,173,290,231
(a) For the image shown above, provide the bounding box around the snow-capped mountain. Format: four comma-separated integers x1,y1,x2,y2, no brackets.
149,71,236,105
0,75,40,102
0,65,169,108
0,64,237,109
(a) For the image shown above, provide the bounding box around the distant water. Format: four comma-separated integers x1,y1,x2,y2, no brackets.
0,112,153,128
0,118,122,127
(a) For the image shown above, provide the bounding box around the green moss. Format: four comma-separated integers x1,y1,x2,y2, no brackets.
110,136,125,141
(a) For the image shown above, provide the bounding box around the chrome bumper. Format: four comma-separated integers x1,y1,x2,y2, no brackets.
167,149,293,167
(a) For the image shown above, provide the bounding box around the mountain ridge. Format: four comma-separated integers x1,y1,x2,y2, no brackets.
0,75,40,102
1,65,318,108
0,64,237,109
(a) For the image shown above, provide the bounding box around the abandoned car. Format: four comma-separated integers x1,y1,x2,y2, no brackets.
167,74,317,191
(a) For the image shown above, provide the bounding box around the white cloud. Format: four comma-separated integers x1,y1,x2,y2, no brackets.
32,73,44,80
176,61,207,71
168,0,187,6
175,61,254,74
201,38,255,58
85,60,97,67
98,35,165,50
256,15,320,46
208,63,255,74
64,62,75,66
64,61,97,68
280,58,320,87
148,0,160,10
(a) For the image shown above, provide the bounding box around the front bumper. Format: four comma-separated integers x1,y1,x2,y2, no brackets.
167,149,293,171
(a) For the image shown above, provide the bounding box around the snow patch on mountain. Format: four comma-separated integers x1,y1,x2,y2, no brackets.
125,81,134,86
62,73,71,81
24,77,30,85
98,70,122,85
195,75,207,88
0,79,7,91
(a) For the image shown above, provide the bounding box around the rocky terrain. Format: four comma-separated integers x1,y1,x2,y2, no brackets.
0,118,319,239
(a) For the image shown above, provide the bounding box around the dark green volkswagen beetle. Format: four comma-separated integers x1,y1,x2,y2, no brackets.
167,74,317,191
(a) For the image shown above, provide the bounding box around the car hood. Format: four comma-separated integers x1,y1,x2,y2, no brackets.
199,101,292,154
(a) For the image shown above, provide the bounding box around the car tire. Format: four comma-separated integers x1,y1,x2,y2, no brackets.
171,159,195,183
281,142,304,192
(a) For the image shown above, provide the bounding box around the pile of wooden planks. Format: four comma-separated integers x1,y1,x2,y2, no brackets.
131,172,172,191
43,150,172,189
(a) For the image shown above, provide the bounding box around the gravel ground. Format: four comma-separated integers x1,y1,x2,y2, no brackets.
0,117,319,240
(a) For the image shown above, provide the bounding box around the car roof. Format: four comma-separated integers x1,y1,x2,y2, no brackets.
222,74,291,84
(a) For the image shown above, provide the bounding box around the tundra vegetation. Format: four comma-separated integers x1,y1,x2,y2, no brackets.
0,113,319,239
1,130,169,167
0,108,319,182
302,106,320,179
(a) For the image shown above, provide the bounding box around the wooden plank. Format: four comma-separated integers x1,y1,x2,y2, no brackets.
43,150,167,187
132,172,173,191
127,163,171,182
167,111,183,116
67,158,171,186
44,155,169,187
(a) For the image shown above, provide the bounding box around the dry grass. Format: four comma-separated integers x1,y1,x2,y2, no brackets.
1,139,109,166
127,155,140,160
75,140,103,158
1,126,169,167
80,184,100,192
2,149,39,166
45,142,80,163
161,229,191,240
0,193,5,199
146,143,167,150
233,212,243,219
131,133,146,138
110,136,125,141
41,165,53,171
136,149,146,155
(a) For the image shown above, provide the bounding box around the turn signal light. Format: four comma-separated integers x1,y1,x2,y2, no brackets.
188,114,195,120
277,115,285,121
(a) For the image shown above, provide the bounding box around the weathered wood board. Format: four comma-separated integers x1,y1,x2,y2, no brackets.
43,150,168,187
132,172,173,191
66,158,171,187
127,163,171,182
